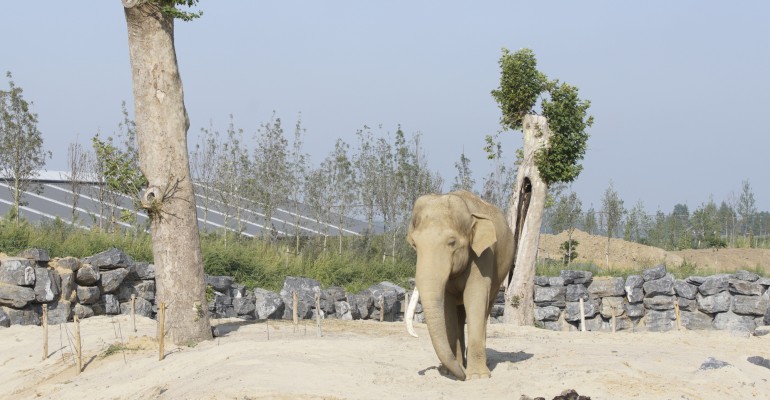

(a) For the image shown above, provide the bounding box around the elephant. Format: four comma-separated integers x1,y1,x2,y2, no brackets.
405,190,514,381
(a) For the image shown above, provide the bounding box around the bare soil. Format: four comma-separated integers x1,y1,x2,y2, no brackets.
539,229,770,275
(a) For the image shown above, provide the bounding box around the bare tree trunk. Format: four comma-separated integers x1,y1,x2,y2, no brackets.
503,115,551,326
122,0,212,344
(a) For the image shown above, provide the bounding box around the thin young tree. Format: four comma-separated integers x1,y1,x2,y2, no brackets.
326,139,356,254
121,0,211,344
353,125,379,245
0,72,51,225
252,115,289,241
600,181,625,269
582,206,597,235
481,137,516,215
450,151,475,192
190,121,220,231
737,179,757,244
551,191,582,265
66,140,89,224
215,118,250,243
286,116,309,254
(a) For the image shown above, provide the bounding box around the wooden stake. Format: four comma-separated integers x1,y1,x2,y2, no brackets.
158,302,166,361
292,291,299,332
130,294,137,333
74,315,82,375
579,298,586,332
379,297,385,322
42,304,48,360
266,318,270,341
674,301,682,331
315,292,322,337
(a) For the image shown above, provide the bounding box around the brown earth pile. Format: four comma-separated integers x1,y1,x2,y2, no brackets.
539,229,770,274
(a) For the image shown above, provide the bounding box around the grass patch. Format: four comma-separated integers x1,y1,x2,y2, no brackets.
101,342,143,358
0,216,417,294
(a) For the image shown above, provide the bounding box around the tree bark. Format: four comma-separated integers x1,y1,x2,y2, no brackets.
122,0,212,344
503,115,551,326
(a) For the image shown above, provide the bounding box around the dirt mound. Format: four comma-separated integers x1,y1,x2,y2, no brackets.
539,229,682,269
539,229,770,274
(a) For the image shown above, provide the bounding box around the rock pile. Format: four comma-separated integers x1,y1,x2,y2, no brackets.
207,275,408,321
0,248,156,327
534,265,770,332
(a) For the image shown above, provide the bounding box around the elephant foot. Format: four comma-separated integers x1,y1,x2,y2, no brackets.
465,367,491,380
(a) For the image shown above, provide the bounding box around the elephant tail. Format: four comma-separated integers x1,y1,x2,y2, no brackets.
405,288,420,338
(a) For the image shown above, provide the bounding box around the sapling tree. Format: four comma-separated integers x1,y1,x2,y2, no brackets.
0,72,51,225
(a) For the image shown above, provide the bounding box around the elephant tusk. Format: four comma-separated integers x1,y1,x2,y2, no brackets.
405,288,420,338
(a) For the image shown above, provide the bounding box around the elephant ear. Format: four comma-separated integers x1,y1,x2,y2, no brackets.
471,213,497,257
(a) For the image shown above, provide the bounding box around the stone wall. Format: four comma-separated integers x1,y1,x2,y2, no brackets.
533,265,770,333
0,248,156,327
3,248,769,335
0,248,412,327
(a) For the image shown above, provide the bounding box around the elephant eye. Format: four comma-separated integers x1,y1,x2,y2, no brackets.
447,238,456,247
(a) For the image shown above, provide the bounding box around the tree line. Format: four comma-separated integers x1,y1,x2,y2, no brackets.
2,70,767,264
544,179,769,267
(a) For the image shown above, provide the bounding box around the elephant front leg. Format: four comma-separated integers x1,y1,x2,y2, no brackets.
463,281,491,379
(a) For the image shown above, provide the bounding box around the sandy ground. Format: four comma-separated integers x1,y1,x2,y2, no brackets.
2,315,770,400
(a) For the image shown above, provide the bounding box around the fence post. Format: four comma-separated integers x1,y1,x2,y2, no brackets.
292,291,299,332
158,302,166,361
74,315,82,375
379,297,385,322
42,304,48,360
579,298,586,332
674,301,682,331
131,294,137,333
315,292,322,337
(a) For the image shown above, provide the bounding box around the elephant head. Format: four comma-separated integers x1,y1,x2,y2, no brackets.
406,192,498,380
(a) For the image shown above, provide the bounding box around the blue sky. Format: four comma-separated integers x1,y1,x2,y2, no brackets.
2,1,769,213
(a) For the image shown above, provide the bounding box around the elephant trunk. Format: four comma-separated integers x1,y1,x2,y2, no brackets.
416,266,466,381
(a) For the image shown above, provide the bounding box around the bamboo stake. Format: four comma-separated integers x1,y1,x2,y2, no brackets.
292,291,299,332
158,302,166,361
315,292,322,337
74,315,82,375
131,294,137,333
579,298,586,332
42,304,48,360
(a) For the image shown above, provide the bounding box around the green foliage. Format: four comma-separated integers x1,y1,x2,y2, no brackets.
560,239,579,265
491,48,547,132
0,71,52,225
490,48,593,185
159,0,203,21
537,82,593,184
91,135,148,198
101,342,142,358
